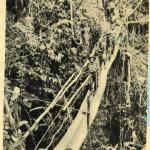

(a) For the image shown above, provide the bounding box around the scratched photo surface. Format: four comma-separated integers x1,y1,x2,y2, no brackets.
4,0,148,149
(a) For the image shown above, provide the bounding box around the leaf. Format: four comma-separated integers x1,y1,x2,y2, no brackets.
15,44,21,48
11,87,20,101
44,88,53,93
52,78,58,83
11,135,18,142
18,120,28,127
108,2,115,9
23,98,29,102
5,134,11,140
70,47,77,54
41,75,47,81
40,70,44,73
24,101,32,108
4,126,10,130
40,44,46,50
4,130,8,135
46,43,51,49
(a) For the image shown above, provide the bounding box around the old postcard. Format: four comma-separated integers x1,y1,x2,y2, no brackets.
1,0,150,149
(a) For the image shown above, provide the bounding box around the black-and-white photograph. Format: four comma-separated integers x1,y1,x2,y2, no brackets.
4,0,148,149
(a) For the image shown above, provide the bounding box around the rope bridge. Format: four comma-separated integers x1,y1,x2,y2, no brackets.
6,28,121,149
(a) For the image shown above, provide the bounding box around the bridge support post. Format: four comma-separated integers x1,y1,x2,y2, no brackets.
87,93,91,149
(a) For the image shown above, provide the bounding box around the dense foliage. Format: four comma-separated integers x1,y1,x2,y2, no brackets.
4,0,148,149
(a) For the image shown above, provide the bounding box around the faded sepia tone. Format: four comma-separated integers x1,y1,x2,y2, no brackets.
2,0,149,150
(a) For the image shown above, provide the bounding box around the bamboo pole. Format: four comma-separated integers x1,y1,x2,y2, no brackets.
56,74,72,123
70,0,74,37
63,75,91,111
87,89,91,150
22,72,75,139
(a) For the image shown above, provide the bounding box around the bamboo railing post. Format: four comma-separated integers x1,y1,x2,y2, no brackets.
87,91,91,150
63,76,91,111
